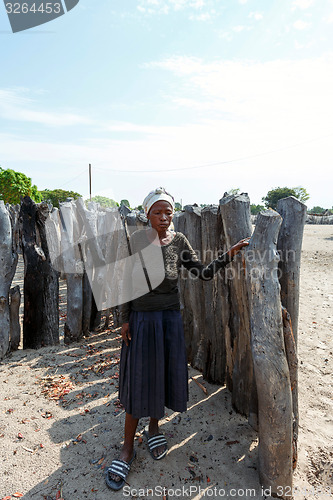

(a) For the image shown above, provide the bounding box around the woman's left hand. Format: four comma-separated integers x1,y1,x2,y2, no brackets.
227,237,251,259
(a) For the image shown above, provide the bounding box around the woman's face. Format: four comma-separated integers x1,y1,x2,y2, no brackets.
148,200,173,232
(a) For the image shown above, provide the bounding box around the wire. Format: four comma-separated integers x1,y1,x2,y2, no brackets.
57,168,88,189
92,133,333,174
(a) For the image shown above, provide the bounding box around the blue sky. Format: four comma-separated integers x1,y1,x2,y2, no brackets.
1,0,333,208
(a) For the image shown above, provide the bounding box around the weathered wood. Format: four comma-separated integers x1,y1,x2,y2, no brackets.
9,285,21,351
277,196,306,448
173,206,204,369
277,196,307,344
282,306,298,470
20,197,59,349
0,201,18,359
219,193,253,415
36,203,59,345
196,206,228,384
59,201,83,343
246,209,293,497
82,270,92,336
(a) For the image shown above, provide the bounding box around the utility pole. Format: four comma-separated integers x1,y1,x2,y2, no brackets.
89,164,92,201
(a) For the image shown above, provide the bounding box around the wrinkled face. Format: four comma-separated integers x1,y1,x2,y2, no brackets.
148,200,173,232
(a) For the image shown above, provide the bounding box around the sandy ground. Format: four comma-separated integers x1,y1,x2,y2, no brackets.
0,225,332,500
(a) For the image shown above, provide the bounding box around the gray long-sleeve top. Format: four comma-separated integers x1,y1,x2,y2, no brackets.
120,230,232,323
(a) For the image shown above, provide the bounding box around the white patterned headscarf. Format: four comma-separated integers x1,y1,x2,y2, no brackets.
143,187,175,216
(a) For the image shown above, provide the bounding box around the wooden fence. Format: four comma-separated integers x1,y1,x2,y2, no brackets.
0,193,307,499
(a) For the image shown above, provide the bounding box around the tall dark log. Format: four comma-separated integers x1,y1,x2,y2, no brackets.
219,193,253,415
277,196,306,447
0,201,18,359
173,206,204,369
59,201,83,343
82,270,92,336
246,209,293,498
196,206,228,383
9,285,21,351
20,197,59,349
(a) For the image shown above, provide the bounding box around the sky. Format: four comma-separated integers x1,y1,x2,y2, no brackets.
1,0,333,209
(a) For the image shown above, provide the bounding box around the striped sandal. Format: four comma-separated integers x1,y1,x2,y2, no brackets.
143,430,168,460
105,451,136,490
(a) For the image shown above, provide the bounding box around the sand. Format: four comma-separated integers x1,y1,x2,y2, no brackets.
0,225,332,500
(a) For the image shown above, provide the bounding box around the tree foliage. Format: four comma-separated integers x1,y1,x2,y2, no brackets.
250,204,265,215
0,167,42,205
308,206,325,214
227,188,240,195
262,186,310,210
40,188,82,208
89,195,118,208
120,199,130,208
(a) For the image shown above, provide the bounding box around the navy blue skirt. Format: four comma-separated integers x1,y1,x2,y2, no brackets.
118,310,188,420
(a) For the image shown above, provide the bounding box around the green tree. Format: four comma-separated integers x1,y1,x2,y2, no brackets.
293,186,310,204
174,202,182,211
227,188,240,195
89,195,118,208
250,204,265,215
308,206,325,214
40,188,82,208
120,199,130,208
0,167,42,204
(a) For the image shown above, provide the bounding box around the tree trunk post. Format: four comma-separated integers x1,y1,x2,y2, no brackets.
219,193,253,415
9,285,21,351
173,206,204,369
59,201,84,343
0,201,18,359
277,195,306,470
277,196,307,344
20,198,59,349
246,209,293,498
197,206,228,384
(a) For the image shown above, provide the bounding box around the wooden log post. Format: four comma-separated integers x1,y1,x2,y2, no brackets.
59,201,84,343
20,197,59,349
196,206,228,384
246,209,293,498
277,196,307,344
9,285,21,351
173,206,204,369
0,201,18,360
219,193,253,416
75,198,106,331
277,195,306,466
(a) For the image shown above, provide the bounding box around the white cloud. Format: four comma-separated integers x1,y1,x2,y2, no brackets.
233,25,246,32
238,0,248,4
292,0,314,9
1,55,333,208
293,19,310,29
0,89,92,127
248,11,263,21
189,12,211,21
325,12,333,23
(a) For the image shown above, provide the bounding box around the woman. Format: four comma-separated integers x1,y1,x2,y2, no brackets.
105,187,249,490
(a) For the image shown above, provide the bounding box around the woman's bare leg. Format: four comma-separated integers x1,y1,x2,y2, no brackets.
108,412,138,482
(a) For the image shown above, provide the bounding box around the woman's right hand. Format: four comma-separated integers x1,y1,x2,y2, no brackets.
121,322,131,346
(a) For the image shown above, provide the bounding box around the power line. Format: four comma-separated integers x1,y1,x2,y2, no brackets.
92,133,333,174
57,168,88,189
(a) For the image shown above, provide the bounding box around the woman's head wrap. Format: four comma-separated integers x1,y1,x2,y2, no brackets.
143,187,175,216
